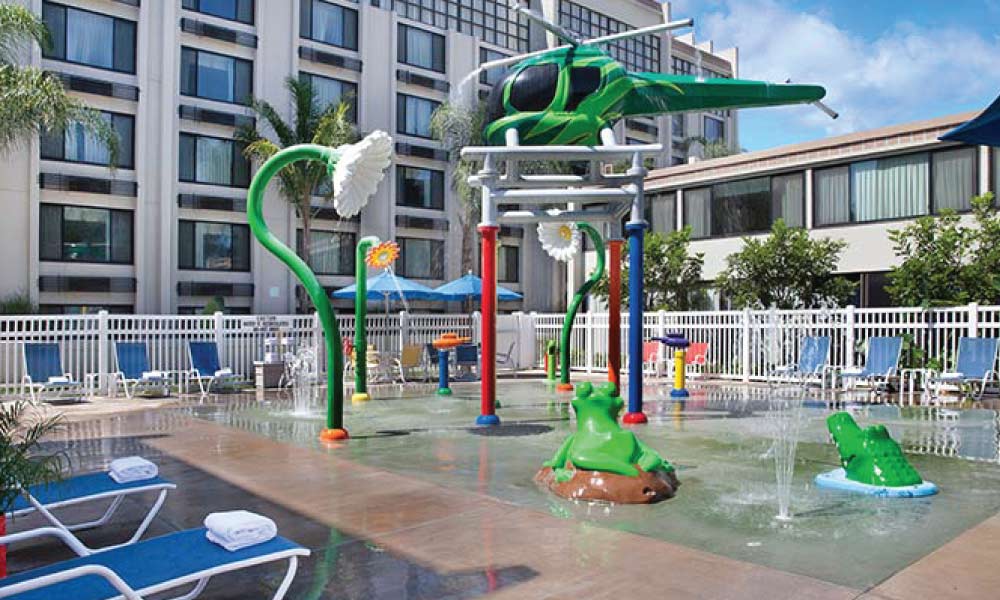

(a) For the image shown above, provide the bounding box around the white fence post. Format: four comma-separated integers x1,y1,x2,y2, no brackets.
97,310,109,394
844,305,856,368
969,302,979,337
214,311,225,364
312,311,321,379
585,312,594,373
741,308,751,383
471,311,481,345
400,310,410,348
657,310,666,339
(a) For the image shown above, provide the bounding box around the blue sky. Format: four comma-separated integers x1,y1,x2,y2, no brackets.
666,0,1000,150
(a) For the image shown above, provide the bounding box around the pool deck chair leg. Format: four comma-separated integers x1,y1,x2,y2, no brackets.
28,487,169,551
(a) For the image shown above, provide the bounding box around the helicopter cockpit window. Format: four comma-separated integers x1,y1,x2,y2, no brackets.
566,67,601,112
509,63,559,112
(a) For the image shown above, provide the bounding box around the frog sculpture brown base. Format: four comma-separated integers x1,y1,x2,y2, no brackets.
534,382,679,504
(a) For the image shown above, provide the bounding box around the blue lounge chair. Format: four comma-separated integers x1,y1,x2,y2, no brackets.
929,337,999,402
187,341,239,394
839,336,903,394
769,336,831,386
454,344,480,380
20,343,84,403
7,472,175,553
0,524,309,600
113,342,171,399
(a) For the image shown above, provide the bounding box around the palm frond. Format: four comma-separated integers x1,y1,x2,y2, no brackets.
0,65,119,165
248,98,296,148
312,101,356,147
0,4,50,66
242,138,280,163
287,77,320,143
0,401,64,515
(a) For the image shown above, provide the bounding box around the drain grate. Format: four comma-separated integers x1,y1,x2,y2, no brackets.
466,423,553,437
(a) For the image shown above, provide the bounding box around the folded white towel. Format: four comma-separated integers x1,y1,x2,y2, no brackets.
47,375,71,384
214,368,233,378
141,370,167,380
108,456,158,484
938,371,965,380
204,511,277,552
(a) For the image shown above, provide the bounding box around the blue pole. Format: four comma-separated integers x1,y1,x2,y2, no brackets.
622,222,647,424
437,349,452,396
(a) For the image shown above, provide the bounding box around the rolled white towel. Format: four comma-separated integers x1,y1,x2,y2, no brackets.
108,456,158,484
204,511,277,552
214,368,233,378
141,370,167,380
47,375,72,384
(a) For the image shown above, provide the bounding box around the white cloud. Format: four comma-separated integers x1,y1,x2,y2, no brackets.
696,0,1000,136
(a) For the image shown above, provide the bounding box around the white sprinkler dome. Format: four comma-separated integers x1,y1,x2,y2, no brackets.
538,216,580,262
333,130,393,219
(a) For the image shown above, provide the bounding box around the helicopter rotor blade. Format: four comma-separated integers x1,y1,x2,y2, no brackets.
582,19,693,47
507,1,581,46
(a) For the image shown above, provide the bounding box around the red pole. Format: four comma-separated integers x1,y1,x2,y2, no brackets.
607,239,624,395
477,224,500,425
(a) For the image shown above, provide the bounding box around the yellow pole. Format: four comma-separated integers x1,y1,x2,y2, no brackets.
671,349,689,398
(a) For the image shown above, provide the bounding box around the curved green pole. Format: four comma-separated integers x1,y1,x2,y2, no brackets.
246,144,345,434
352,236,379,403
559,223,605,387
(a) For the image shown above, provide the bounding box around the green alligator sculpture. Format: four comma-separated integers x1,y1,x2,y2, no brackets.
543,382,673,483
826,412,923,487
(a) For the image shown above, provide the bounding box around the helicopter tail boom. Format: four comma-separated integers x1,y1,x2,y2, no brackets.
623,73,827,117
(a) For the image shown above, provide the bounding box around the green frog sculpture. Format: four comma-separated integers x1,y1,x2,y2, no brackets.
815,412,938,497
535,382,678,503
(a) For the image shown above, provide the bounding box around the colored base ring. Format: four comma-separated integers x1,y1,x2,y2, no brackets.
351,392,371,404
815,468,938,497
437,387,453,396
476,414,501,426
670,389,690,398
319,428,349,442
622,412,648,424
555,383,574,392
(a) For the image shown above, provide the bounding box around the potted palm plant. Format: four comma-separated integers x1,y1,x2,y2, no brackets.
0,401,64,578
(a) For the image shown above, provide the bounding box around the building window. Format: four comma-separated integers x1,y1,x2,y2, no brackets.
558,0,659,72
296,230,354,275
299,72,357,121
932,147,977,213
41,2,136,74
396,166,444,209
704,116,725,143
672,57,694,75
178,220,250,271
40,111,134,169
993,148,1000,195
648,192,676,233
479,47,509,87
498,245,519,283
397,237,444,279
40,204,133,264
39,304,133,315
396,94,440,139
180,47,253,105
391,0,529,53
182,0,254,24
398,24,445,72
671,114,686,139
814,151,955,226
683,174,805,239
179,133,250,187
300,0,358,50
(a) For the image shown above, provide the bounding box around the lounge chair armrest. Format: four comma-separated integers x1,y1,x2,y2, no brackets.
0,526,91,556
0,564,141,600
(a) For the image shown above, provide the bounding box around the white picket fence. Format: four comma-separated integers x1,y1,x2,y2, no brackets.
2,303,998,395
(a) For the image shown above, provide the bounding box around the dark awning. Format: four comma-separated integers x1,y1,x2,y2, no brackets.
940,93,1000,146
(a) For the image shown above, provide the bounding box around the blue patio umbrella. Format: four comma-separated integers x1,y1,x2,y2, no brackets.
433,272,523,303
332,270,443,313
940,93,1000,146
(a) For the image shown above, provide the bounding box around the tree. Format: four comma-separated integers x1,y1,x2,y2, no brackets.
235,77,356,274
674,135,741,163
429,101,486,274
592,228,706,311
718,219,854,309
0,3,116,161
0,401,63,576
887,193,999,306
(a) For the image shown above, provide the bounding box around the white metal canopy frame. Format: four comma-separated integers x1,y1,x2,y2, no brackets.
465,127,662,424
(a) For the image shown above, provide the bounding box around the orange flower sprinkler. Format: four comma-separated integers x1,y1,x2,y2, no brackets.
432,333,471,396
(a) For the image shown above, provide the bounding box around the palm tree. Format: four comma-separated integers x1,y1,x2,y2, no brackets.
235,77,357,274
0,3,117,161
